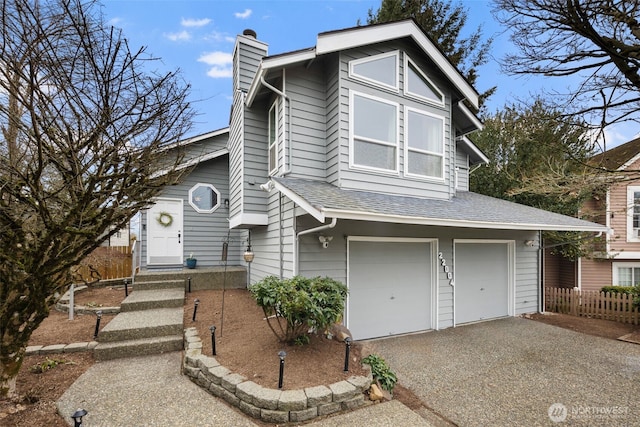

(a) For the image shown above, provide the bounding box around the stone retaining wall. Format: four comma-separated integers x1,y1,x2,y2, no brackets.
182,327,373,424
55,285,120,315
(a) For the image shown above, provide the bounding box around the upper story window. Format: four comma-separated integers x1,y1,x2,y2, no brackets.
268,101,278,175
405,57,444,105
627,186,640,241
189,183,220,213
405,107,445,179
613,262,640,286
349,51,399,91
350,92,398,172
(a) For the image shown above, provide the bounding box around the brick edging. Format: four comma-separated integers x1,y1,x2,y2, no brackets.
26,341,99,356
182,327,373,423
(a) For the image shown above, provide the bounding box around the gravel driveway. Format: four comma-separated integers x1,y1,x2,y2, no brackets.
366,317,640,426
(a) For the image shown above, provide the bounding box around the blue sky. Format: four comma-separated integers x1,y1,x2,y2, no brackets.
102,0,637,148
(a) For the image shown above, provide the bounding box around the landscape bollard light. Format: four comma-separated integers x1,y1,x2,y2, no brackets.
124,278,129,297
71,408,87,427
343,337,352,372
209,325,217,356
278,350,287,389
93,310,103,340
192,298,199,322
188,277,192,293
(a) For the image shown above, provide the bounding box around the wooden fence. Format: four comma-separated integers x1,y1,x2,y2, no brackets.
545,287,640,325
71,245,132,282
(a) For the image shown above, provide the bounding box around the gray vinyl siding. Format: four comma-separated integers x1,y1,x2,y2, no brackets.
248,193,295,284
294,217,539,330
228,90,244,219
455,149,470,191
141,157,244,268
242,103,269,214
234,35,267,92
326,54,341,185
336,43,456,199
283,64,327,180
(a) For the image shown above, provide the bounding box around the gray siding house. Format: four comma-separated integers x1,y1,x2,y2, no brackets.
141,20,606,340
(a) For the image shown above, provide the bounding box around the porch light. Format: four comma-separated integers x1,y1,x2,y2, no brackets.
243,245,255,263
71,408,87,427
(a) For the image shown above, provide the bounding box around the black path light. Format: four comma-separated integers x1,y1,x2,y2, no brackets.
278,350,287,389
192,298,200,322
124,278,129,297
71,408,87,427
209,325,217,356
93,310,103,340
343,337,352,372
187,277,192,293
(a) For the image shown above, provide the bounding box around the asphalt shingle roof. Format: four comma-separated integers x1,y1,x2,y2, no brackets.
272,177,606,232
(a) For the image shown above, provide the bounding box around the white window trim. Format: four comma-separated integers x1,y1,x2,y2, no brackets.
403,106,446,181
268,101,279,175
404,56,445,107
612,262,640,286
188,183,221,214
626,186,640,242
349,90,400,174
349,50,399,92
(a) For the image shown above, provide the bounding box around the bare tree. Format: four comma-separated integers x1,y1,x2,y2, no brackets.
495,0,640,146
0,0,193,397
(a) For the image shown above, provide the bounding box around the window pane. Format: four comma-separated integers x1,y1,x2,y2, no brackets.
618,267,632,286
354,139,395,170
352,55,396,87
269,107,276,143
407,62,442,102
634,268,640,285
634,191,640,228
408,151,442,177
407,110,443,153
354,95,396,143
191,186,216,211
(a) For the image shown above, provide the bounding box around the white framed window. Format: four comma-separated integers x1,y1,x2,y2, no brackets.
349,51,399,91
404,57,444,106
268,101,279,175
189,183,221,213
626,186,640,241
613,262,640,286
349,91,399,173
404,107,445,179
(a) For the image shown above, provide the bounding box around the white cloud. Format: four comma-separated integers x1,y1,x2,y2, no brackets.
235,9,252,19
198,51,233,78
181,18,211,28
165,30,191,41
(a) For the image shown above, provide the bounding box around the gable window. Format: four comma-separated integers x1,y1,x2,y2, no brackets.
189,183,221,213
268,101,278,175
613,263,640,286
349,51,399,91
626,186,640,241
350,92,398,172
405,107,444,179
405,57,444,105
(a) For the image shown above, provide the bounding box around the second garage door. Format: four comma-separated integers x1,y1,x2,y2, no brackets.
347,238,435,340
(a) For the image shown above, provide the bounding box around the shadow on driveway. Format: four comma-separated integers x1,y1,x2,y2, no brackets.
366,317,640,426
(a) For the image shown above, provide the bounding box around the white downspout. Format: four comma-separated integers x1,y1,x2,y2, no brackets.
260,70,292,175
294,218,338,275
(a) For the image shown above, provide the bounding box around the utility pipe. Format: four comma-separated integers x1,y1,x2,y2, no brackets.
294,218,338,275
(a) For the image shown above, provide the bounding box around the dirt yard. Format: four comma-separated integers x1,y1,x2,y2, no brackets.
2,285,638,426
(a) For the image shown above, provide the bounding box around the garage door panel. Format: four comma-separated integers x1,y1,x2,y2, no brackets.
455,242,511,325
349,241,432,340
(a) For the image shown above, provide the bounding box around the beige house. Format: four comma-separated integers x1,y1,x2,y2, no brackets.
546,137,640,291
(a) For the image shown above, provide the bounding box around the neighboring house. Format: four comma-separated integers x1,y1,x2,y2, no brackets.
141,19,606,340
547,137,640,292
99,224,130,247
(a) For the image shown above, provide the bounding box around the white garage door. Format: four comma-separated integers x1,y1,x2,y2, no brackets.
454,241,514,325
348,238,434,340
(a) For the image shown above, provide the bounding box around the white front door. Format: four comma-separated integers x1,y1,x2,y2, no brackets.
146,198,183,266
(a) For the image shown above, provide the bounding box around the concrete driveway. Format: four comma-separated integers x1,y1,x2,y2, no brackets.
366,317,640,426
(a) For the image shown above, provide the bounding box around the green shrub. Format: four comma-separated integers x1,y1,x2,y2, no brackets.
362,354,398,393
600,286,637,295
250,275,348,344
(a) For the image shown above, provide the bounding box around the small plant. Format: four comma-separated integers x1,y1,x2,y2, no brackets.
29,357,74,374
362,354,398,393
294,335,310,346
250,275,348,344
187,253,196,260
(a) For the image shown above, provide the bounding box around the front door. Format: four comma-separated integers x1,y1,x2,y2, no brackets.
146,198,183,266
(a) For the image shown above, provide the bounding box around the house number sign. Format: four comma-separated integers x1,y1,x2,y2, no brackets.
438,252,454,286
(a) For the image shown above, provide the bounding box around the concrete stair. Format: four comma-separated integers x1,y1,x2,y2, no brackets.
94,279,185,361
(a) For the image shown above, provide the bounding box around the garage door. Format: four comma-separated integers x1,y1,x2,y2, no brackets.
454,241,513,325
348,238,434,340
